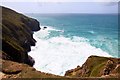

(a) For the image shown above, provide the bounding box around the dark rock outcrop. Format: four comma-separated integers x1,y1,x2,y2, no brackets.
21,17,40,31
1,6,40,66
65,56,120,78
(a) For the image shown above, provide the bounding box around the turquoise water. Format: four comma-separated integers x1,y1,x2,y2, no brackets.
28,14,118,57
28,14,118,75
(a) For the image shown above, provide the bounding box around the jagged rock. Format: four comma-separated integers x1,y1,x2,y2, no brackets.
103,60,116,75
26,55,35,66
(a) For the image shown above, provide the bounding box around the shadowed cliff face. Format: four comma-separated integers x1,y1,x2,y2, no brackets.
65,56,120,78
1,6,40,66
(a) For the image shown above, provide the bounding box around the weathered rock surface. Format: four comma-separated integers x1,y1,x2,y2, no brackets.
1,6,40,66
65,56,120,78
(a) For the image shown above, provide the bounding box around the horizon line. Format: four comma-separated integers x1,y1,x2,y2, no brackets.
25,13,118,14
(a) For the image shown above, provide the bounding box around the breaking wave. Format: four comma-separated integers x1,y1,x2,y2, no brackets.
29,26,112,76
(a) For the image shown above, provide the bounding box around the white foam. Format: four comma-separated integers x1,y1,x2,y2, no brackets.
33,25,64,39
29,26,112,76
88,30,95,34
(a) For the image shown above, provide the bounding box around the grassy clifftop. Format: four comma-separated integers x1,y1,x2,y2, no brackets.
65,55,120,78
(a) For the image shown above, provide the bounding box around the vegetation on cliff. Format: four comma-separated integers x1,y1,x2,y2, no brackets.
65,55,120,78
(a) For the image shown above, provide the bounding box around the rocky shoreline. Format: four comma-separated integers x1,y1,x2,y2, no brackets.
1,6,120,79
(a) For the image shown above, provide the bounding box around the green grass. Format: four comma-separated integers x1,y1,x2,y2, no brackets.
85,56,109,77
90,61,106,77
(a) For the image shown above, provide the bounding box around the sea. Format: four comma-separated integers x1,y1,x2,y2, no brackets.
27,14,118,76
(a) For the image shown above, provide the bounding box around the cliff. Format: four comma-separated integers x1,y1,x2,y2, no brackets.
0,6,62,79
1,6,40,66
65,55,120,78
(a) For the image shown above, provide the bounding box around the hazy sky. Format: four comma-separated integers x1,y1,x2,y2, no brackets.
1,2,118,14
1,0,119,2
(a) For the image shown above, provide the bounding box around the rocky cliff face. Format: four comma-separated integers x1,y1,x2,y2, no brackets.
1,6,40,66
1,6,61,79
65,56,120,78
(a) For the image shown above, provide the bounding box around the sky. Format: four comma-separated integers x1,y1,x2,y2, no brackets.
0,0,119,14
1,0,119,2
